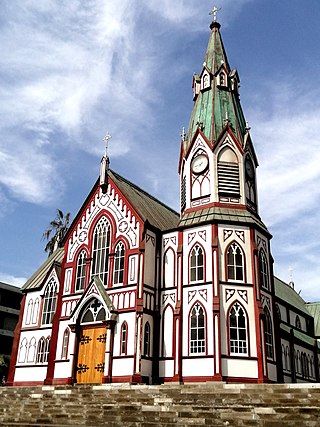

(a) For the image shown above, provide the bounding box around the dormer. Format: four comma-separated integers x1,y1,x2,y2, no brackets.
200,65,211,92
216,64,228,89
229,69,240,94
192,74,201,100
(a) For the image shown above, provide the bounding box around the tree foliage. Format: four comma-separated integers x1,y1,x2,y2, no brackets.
42,209,71,256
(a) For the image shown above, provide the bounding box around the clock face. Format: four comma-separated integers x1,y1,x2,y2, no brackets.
245,158,254,179
191,154,209,174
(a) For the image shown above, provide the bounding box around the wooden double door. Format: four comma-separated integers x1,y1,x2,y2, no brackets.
76,325,106,383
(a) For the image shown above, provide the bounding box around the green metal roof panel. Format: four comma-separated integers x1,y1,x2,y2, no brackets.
23,248,64,291
110,170,179,232
179,207,268,231
306,302,320,338
275,277,310,316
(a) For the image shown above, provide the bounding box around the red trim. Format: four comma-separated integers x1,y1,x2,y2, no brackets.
6,295,26,385
9,381,44,387
181,375,218,383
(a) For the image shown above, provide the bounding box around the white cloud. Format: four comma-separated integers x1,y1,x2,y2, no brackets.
0,273,26,288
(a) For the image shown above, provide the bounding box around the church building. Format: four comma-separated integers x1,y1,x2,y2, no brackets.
7,15,320,386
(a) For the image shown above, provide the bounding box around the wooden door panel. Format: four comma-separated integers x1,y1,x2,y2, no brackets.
76,326,106,383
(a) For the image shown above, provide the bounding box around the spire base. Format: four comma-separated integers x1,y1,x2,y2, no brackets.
210,21,221,30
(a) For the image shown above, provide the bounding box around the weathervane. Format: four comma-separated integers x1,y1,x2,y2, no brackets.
103,132,112,157
209,5,221,22
181,126,186,141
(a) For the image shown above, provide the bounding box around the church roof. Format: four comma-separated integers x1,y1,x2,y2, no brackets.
274,277,311,316
23,248,64,291
306,302,320,338
109,170,179,231
183,21,247,156
179,206,269,233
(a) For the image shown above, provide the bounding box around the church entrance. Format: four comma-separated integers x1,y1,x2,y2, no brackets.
76,298,107,384
76,325,106,383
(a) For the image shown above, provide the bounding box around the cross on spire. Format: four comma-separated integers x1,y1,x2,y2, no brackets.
103,132,112,157
209,5,221,22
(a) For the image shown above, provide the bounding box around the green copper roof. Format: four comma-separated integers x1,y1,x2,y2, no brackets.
179,206,269,232
274,277,311,316
306,302,320,338
184,22,247,154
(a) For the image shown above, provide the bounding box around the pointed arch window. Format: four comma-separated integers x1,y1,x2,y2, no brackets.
264,307,273,359
295,315,302,330
92,217,110,287
32,298,40,324
36,337,45,363
75,250,87,291
25,299,33,325
217,147,240,199
190,302,206,354
41,279,57,325
27,337,36,363
61,328,70,359
227,243,244,281
81,298,106,324
144,322,151,357
18,338,28,363
190,244,204,282
44,337,50,363
120,322,128,355
229,302,248,355
114,241,125,285
245,156,256,210
259,249,269,290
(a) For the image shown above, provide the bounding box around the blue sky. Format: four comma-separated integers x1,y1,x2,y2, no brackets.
1,1,320,301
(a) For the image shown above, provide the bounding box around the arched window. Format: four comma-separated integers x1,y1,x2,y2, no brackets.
25,299,33,325
27,337,36,363
92,217,110,286
32,298,40,324
264,307,273,359
295,315,302,330
18,338,27,363
281,344,287,371
144,322,151,357
219,72,225,86
190,244,204,282
44,337,50,363
81,298,106,323
217,147,240,199
227,243,244,281
120,322,127,355
189,302,206,354
75,250,87,291
114,241,125,285
259,249,269,290
61,328,70,359
36,337,46,363
41,279,57,325
245,156,256,210
164,248,175,288
275,304,281,321
229,302,248,355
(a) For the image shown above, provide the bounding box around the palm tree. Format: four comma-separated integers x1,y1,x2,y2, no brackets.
42,209,71,256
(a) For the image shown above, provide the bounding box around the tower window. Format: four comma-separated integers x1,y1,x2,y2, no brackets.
144,322,151,357
92,217,110,287
189,302,206,354
264,307,273,359
190,244,204,282
120,322,128,355
229,302,248,355
227,242,244,281
259,249,269,290
217,148,240,198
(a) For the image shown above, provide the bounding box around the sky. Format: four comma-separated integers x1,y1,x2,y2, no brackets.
0,0,320,301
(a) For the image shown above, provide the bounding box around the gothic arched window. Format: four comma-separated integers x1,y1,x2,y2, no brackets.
144,322,151,357
75,250,87,291
259,249,269,290
92,217,110,287
114,241,125,285
295,315,302,330
41,279,57,325
61,328,70,359
25,299,33,325
36,337,45,363
264,307,273,359
189,302,206,354
120,322,128,355
190,244,204,282
27,337,36,363
227,242,244,281
18,338,27,363
229,302,248,355
43,337,51,363
217,147,240,199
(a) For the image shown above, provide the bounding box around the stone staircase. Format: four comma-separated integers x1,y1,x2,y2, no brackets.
1,382,320,426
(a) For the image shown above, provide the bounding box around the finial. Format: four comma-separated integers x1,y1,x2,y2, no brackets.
181,127,187,141
209,5,221,23
103,132,112,157
196,116,204,131
289,266,295,289
245,121,251,132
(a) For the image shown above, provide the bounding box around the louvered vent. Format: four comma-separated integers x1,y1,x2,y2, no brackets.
218,161,240,197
